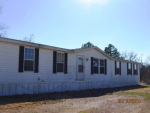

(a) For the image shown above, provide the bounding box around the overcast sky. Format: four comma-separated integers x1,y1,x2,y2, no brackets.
0,0,150,60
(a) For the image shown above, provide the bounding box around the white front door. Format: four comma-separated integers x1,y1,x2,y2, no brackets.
76,56,85,80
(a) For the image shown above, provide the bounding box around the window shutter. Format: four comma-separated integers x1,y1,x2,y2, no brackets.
137,64,138,75
115,61,117,75
127,63,128,75
105,59,107,75
64,53,68,74
34,48,39,73
133,64,135,75
53,51,57,73
18,46,24,72
131,63,132,75
120,62,121,75
91,57,93,74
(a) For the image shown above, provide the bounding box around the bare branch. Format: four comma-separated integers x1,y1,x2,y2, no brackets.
23,34,35,42
120,51,128,60
120,51,140,62
144,56,150,66
0,23,8,37
0,7,9,37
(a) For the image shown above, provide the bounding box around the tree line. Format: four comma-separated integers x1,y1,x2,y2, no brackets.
82,42,142,62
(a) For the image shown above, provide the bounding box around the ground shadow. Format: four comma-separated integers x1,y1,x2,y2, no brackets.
0,85,147,105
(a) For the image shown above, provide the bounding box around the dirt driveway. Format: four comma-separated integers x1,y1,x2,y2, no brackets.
0,85,150,113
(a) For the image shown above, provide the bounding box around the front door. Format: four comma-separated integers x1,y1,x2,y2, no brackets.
76,56,85,80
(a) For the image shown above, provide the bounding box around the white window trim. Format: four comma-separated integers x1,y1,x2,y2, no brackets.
134,64,138,75
128,63,131,69
115,61,121,75
100,59,105,74
134,64,137,70
56,52,65,73
116,61,120,69
128,63,132,75
24,47,35,72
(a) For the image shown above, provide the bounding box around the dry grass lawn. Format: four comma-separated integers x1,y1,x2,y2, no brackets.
0,85,150,113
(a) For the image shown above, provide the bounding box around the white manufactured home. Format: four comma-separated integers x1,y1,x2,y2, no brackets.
0,37,140,96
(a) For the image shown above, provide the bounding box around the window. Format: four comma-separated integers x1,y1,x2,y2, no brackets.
127,63,132,75
128,63,131,69
53,51,68,74
78,57,84,73
100,59,105,74
116,61,120,68
134,64,137,70
24,48,34,71
115,61,121,75
57,53,64,72
93,58,99,74
134,64,138,75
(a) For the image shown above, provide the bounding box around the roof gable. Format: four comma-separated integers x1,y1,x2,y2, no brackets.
72,46,140,64
72,46,113,59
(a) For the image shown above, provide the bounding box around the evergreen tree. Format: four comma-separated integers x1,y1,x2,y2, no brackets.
81,42,94,48
104,44,120,58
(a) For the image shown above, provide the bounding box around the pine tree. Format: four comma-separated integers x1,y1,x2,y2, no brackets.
81,42,94,48
104,44,120,58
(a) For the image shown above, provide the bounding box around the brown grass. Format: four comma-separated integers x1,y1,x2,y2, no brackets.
79,108,117,113
0,85,148,110
0,99,63,110
116,85,150,101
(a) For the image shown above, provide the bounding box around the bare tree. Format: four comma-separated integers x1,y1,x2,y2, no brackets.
120,51,128,60
128,52,139,61
120,51,140,62
144,56,150,66
140,56,150,83
23,34,35,42
0,6,8,37
0,23,8,37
